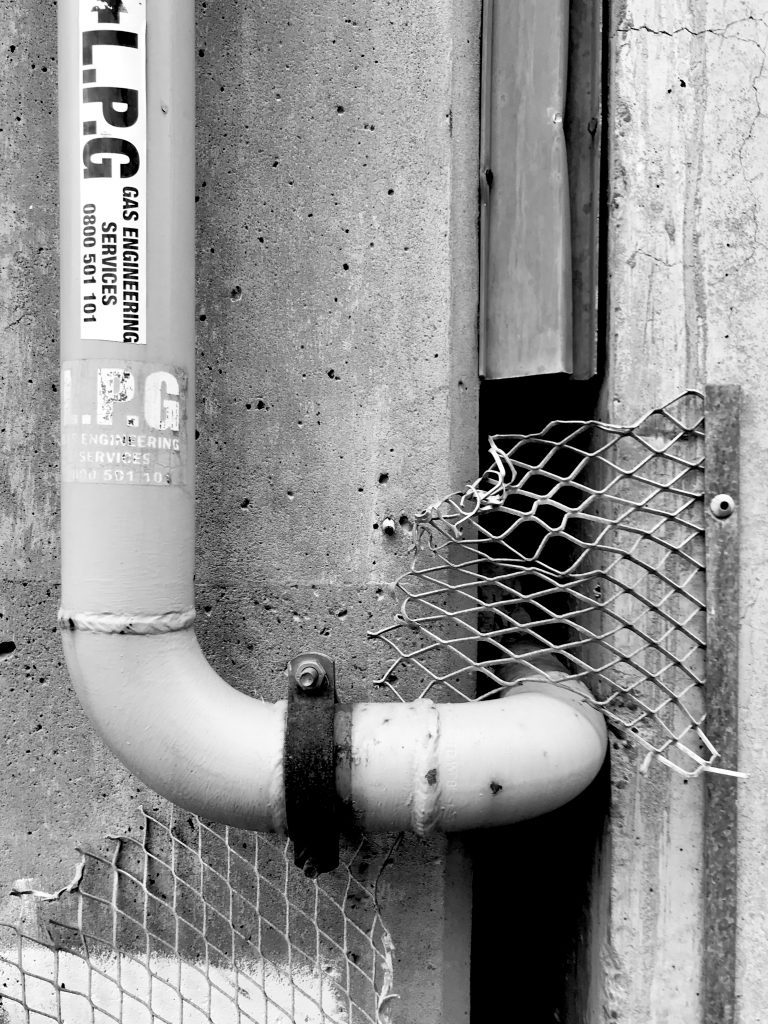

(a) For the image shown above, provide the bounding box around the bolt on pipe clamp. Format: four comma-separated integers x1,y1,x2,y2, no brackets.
284,653,339,876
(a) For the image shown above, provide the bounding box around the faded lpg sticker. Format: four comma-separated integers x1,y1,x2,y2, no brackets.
62,360,187,486
79,0,147,343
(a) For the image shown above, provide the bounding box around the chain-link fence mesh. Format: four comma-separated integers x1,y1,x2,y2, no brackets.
371,391,733,778
0,809,397,1024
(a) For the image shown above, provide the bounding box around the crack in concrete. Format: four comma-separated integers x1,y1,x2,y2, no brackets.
3,312,32,331
734,18,768,272
619,12,768,276
619,15,768,49
630,249,677,269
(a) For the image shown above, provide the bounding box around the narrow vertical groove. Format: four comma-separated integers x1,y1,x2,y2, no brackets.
477,0,493,379
595,0,611,386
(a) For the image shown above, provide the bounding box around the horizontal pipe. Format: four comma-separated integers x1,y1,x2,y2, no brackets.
59,0,606,836
337,679,606,834
63,628,606,833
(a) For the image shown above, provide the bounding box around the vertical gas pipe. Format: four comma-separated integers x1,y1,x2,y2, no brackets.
58,1,289,828
60,0,195,623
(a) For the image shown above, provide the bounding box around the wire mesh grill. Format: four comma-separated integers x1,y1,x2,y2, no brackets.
0,809,396,1024
370,391,728,777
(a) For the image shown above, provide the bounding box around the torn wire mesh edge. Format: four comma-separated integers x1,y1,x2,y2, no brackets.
1,807,398,1024
370,391,744,780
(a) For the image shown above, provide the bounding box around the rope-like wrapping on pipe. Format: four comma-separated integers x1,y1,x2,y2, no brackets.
58,609,197,634
408,700,443,836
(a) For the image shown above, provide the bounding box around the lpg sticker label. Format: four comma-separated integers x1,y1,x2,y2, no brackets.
62,360,187,486
79,0,146,344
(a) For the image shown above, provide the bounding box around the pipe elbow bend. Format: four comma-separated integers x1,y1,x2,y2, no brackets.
62,629,288,832
64,628,606,835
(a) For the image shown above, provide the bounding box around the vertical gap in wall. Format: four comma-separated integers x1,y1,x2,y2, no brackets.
470,763,611,1023
469,377,605,1024
595,0,611,392
470,0,612,1016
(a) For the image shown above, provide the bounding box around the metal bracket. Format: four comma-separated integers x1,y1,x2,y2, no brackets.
703,383,741,1024
284,652,339,877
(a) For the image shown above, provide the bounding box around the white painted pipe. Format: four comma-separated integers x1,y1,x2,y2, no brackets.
58,0,606,835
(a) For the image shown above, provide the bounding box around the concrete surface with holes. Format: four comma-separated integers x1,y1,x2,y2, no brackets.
0,4,478,1023
598,3,768,1022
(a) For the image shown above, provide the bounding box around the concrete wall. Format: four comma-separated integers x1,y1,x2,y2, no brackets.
0,3,479,1022
602,2,768,1021
14,2,768,1020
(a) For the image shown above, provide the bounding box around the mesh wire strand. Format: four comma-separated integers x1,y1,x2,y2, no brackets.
0,808,397,1024
370,391,727,777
